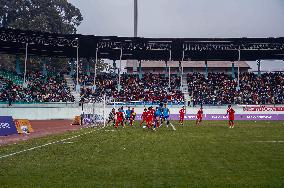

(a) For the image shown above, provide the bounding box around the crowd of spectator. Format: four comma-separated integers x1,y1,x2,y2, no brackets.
0,71,74,103
1,69,284,105
188,72,284,105
79,73,184,104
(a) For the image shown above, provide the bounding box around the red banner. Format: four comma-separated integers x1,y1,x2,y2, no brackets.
243,106,284,112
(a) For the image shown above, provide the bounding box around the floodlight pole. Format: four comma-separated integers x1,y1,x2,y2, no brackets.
134,0,138,37
23,43,28,88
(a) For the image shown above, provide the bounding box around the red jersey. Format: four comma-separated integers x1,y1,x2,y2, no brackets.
142,111,147,120
197,109,203,119
146,110,154,121
197,109,203,116
227,108,235,116
227,108,235,120
179,109,185,116
116,112,123,120
150,109,155,116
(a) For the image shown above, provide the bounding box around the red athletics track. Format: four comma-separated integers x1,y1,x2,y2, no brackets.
0,120,80,146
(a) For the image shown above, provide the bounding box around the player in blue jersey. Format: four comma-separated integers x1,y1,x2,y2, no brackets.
153,107,161,130
163,104,170,127
125,107,132,125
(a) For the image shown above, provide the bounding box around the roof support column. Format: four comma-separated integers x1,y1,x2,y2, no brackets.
23,43,28,88
180,50,185,91
205,60,208,79
138,60,142,79
236,48,241,91
168,50,172,89
93,48,98,91
231,62,235,79
257,60,261,77
117,48,123,91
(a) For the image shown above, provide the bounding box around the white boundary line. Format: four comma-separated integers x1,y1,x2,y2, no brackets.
254,141,284,143
170,123,176,131
0,124,109,160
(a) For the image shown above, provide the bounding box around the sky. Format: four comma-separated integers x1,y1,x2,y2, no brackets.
68,0,284,71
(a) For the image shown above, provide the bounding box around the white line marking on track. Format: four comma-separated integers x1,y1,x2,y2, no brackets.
0,124,109,160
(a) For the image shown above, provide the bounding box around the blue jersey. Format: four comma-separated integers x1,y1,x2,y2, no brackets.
163,108,170,117
154,110,160,117
126,109,132,117
119,109,125,115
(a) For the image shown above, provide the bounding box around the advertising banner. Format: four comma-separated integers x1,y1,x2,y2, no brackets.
0,116,18,136
243,106,284,112
135,114,284,121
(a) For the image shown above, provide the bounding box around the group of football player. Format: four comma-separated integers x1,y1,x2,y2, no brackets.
107,104,235,129
107,104,171,130
139,104,171,130
107,106,137,128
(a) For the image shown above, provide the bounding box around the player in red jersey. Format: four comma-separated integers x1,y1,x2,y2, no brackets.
196,107,203,125
140,108,148,127
179,106,186,125
146,107,154,129
115,107,125,128
226,105,235,128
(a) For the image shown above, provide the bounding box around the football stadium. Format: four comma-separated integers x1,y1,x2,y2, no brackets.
0,0,284,187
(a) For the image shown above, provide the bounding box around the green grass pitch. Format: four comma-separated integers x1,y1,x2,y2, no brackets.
0,121,284,187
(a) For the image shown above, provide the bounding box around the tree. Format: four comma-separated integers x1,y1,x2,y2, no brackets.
0,0,83,72
0,0,83,34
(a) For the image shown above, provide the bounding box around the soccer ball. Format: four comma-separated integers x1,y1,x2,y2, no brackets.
143,126,146,129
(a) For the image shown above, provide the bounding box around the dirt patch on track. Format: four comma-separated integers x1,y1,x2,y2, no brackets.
0,120,81,146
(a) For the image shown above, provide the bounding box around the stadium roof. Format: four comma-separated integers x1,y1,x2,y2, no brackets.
126,60,250,68
0,27,284,61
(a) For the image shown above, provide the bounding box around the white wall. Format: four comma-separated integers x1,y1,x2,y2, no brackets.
1,105,283,120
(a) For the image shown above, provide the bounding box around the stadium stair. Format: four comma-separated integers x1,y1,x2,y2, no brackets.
64,74,81,102
182,76,191,106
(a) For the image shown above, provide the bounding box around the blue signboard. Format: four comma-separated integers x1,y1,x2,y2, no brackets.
0,116,18,136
